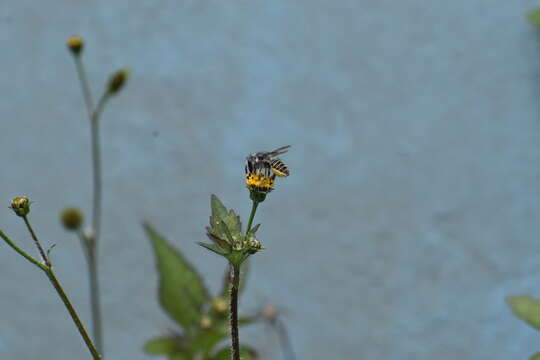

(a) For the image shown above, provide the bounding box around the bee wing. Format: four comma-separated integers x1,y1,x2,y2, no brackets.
268,145,291,157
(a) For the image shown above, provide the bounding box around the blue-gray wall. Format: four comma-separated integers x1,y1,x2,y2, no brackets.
1,1,540,359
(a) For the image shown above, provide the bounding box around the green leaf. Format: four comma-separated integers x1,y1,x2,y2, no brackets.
531,352,540,360
211,194,228,219
507,295,540,330
144,222,210,330
527,9,540,26
170,354,190,360
211,346,257,360
209,195,242,237
143,336,183,355
191,330,228,356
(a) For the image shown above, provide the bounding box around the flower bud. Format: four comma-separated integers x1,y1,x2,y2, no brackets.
245,235,262,254
10,197,31,217
212,297,228,313
66,35,84,56
200,315,213,329
60,207,84,231
107,69,129,95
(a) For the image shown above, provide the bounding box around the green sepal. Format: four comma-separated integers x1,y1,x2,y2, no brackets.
248,223,261,234
211,345,258,360
144,222,210,330
507,295,540,330
143,336,184,355
198,242,229,257
527,9,540,26
531,352,540,360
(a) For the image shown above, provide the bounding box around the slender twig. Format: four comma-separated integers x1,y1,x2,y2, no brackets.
74,56,94,120
229,264,241,360
0,228,101,359
45,267,102,360
0,230,47,271
22,215,50,266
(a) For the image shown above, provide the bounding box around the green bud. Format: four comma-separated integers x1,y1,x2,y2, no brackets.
60,207,84,231
10,197,31,217
107,69,129,95
212,297,228,313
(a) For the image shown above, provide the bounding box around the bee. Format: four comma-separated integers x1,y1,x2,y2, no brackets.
245,145,291,178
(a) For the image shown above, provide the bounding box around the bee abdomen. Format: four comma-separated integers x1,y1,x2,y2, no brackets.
270,159,289,177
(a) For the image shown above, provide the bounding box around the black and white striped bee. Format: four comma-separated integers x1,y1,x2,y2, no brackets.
245,145,290,178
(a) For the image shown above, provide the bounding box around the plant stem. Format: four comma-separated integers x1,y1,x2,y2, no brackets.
0,229,47,271
229,263,241,360
0,228,101,359
273,318,296,360
22,215,50,266
74,56,94,120
73,55,110,355
45,267,102,360
245,200,259,236
87,92,109,355
86,246,102,352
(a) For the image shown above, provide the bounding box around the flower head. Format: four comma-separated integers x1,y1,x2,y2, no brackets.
60,207,84,231
66,35,84,56
10,196,31,217
245,145,290,201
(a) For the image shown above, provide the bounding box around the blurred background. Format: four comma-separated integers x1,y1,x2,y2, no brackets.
1,0,540,359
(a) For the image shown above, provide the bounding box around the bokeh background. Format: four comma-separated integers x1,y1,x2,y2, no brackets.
1,0,540,359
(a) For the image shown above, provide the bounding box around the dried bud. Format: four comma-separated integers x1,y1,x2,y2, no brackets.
66,35,84,56
10,197,31,217
261,304,277,321
60,208,84,231
212,297,228,313
107,69,129,95
200,315,213,329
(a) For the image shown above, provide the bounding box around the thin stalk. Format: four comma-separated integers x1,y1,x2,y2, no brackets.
273,318,296,360
86,246,102,352
0,228,101,359
74,56,94,120
0,230,47,271
245,200,259,236
45,268,102,360
229,263,241,360
22,216,50,266
85,92,109,355
73,54,110,355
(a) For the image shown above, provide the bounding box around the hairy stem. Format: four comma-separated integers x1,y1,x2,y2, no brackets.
229,263,241,360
